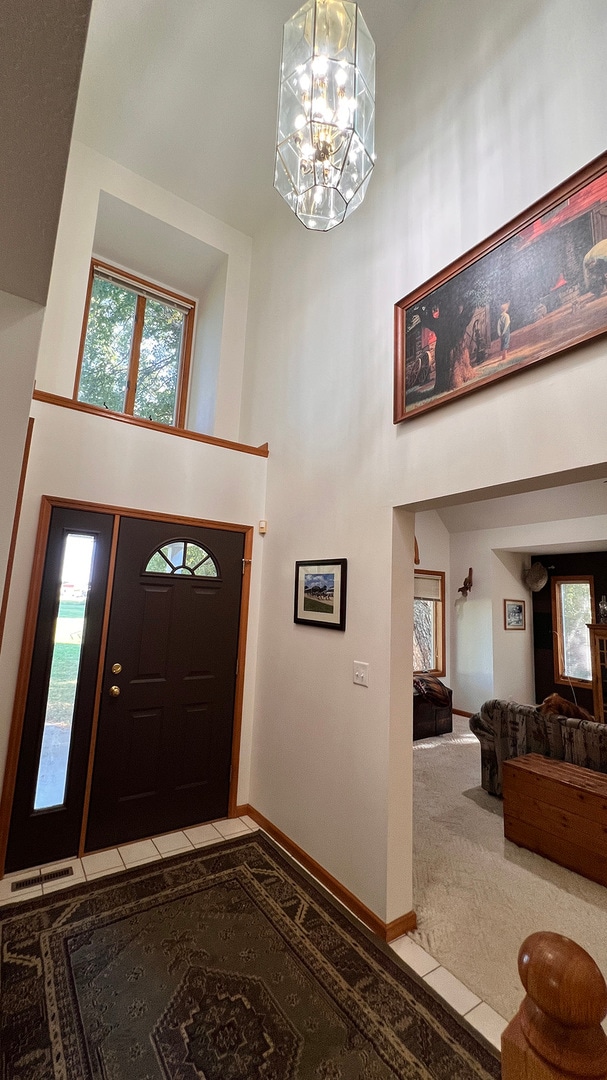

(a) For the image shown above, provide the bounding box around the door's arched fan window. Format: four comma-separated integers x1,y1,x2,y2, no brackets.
144,540,219,577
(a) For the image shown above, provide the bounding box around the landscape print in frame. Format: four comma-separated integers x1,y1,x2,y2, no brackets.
394,152,607,422
294,559,347,630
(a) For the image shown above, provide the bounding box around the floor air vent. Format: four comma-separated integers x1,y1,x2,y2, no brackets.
11,865,74,892
41,866,74,884
11,874,40,892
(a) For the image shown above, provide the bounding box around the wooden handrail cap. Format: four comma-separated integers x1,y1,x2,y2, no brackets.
519,932,607,1027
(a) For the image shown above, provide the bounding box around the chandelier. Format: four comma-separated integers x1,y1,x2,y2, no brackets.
274,0,376,231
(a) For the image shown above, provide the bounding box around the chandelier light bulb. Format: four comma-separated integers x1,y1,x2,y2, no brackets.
274,0,376,231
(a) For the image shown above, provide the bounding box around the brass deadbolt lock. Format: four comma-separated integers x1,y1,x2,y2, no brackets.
111,663,122,674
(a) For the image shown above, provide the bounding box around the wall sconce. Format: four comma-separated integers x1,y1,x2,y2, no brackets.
458,568,473,598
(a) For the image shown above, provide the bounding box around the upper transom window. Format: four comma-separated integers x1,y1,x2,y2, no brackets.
144,541,219,577
75,260,195,428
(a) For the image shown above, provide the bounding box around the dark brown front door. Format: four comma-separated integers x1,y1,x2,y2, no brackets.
85,516,244,851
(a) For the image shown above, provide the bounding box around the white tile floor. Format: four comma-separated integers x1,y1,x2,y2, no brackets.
389,931,507,1051
0,816,259,906
0,814,505,1054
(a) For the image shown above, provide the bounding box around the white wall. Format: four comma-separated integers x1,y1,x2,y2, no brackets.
492,551,534,704
0,399,268,808
0,292,43,610
34,140,252,441
448,515,607,711
0,140,268,811
449,531,533,712
188,262,228,435
241,0,607,921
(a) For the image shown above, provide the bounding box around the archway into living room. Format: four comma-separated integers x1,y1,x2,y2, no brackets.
391,465,607,1028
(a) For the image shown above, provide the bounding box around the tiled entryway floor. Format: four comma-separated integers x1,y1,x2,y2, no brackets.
0,813,504,1053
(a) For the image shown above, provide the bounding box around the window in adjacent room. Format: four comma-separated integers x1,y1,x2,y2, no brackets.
413,570,445,675
75,260,195,428
552,576,595,685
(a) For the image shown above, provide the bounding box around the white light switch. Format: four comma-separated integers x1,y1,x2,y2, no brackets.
353,661,369,687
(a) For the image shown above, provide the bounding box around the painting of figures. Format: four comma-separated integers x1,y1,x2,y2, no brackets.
394,153,607,421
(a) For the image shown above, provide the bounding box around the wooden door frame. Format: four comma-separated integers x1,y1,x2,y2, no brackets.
0,495,254,876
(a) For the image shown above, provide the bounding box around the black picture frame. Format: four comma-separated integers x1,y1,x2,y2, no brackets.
294,559,347,631
504,599,526,631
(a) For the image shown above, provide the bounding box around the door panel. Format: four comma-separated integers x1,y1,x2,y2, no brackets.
135,585,172,679
85,516,244,851
5,508,114,873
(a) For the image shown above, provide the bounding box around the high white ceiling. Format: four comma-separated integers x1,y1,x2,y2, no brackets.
73,0,417,236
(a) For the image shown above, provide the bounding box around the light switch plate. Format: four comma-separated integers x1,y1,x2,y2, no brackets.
353,662,369,687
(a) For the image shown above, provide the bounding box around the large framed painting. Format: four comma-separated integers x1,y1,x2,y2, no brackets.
294,559,347,631
394,152,607,422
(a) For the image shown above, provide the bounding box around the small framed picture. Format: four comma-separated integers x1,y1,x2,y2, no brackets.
504,599,526,630
294,559,347,631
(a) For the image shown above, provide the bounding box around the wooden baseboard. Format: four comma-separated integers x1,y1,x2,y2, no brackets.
453,708,473,718
242,804,416,942
385,910,418,941
233,804,249,817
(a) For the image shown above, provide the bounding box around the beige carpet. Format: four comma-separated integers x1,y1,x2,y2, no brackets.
410,715,607,1021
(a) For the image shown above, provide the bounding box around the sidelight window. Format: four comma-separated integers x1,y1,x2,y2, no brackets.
76,260,195,428
34,533,96,811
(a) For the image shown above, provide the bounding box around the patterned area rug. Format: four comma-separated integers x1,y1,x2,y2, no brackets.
0,833,500,1079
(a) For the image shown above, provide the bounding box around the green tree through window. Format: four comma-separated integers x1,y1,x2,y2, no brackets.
77,262,194,428
78,278,136,413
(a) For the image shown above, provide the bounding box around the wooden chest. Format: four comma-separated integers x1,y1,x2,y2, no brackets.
502,754,607,887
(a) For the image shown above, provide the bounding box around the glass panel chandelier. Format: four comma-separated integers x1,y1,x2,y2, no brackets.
274,0,375,231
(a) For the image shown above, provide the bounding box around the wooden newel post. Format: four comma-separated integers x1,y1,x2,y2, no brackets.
502,932,607,1079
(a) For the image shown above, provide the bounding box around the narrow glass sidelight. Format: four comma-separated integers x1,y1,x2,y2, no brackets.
33,533,96,811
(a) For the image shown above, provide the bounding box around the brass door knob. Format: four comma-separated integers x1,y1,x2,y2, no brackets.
109,685,121,697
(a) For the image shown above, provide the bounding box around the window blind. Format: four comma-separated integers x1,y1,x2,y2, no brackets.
94,268,195,313
414,574,442,601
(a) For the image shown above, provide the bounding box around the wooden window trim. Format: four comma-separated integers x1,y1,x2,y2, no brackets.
413,569,446,677
551,575,596,688
73,259,196,429
32,390,269,458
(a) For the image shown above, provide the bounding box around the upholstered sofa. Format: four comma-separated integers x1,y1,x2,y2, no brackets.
469,699,607,796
